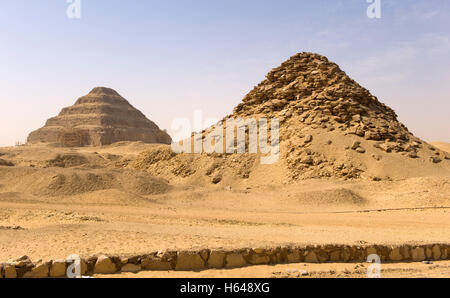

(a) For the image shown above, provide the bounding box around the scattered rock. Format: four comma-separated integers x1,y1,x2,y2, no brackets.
430,157,442,163
0,159,14,167
355,147,366,154
0,225,25,230
211,175,222,184
304,135,313,144
351,141,361,150
10,255,32,267
408,151,418,158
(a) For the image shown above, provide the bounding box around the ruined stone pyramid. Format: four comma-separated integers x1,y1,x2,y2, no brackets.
232,52,403,139
227,52,448,180
27,87,172,147
132,52,449,183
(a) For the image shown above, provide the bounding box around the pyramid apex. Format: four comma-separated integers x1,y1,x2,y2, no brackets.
88,87,121,97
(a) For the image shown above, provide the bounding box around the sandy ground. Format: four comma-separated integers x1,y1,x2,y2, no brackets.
0,177,449,261
0,142,449,269
431,142,450,154
96,260,450,278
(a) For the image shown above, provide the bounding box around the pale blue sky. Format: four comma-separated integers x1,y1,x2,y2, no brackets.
1,0,449,146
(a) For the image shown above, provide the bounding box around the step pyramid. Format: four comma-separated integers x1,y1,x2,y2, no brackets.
27,87,172,147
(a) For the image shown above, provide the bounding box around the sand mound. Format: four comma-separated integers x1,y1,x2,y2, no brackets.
131,146,259,184
294,188,366,206
27,87,172,147
430,142,450,154
0,167,170,197
45,154,89,168
0,159,14,167
131,52,450,183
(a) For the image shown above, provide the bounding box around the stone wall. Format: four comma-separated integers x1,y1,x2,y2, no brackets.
1,243,449,278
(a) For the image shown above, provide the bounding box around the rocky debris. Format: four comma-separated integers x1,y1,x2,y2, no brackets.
408,151,418,158
355,147,366,154
27,87,172,147
0,225,25,230
430,156,442,164
230,53,449,180
94,255,117,274
304,134,313,144
9,255,32,267
46,154,88,168
136,52,449,183
351,141,361,150
8,256,34,278
0,159,14,167
234,53,402,143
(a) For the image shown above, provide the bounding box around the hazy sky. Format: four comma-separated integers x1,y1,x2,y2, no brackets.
1,0,449,146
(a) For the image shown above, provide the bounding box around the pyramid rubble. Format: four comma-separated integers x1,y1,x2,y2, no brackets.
132,53,449,182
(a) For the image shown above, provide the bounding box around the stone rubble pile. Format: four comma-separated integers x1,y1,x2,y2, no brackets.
229,52,447,180
234,53,405,141
132,53,449,182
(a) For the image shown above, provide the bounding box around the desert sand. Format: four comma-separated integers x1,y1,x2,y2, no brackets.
431,142,450,154
1,53,449,278
0,141,449,264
